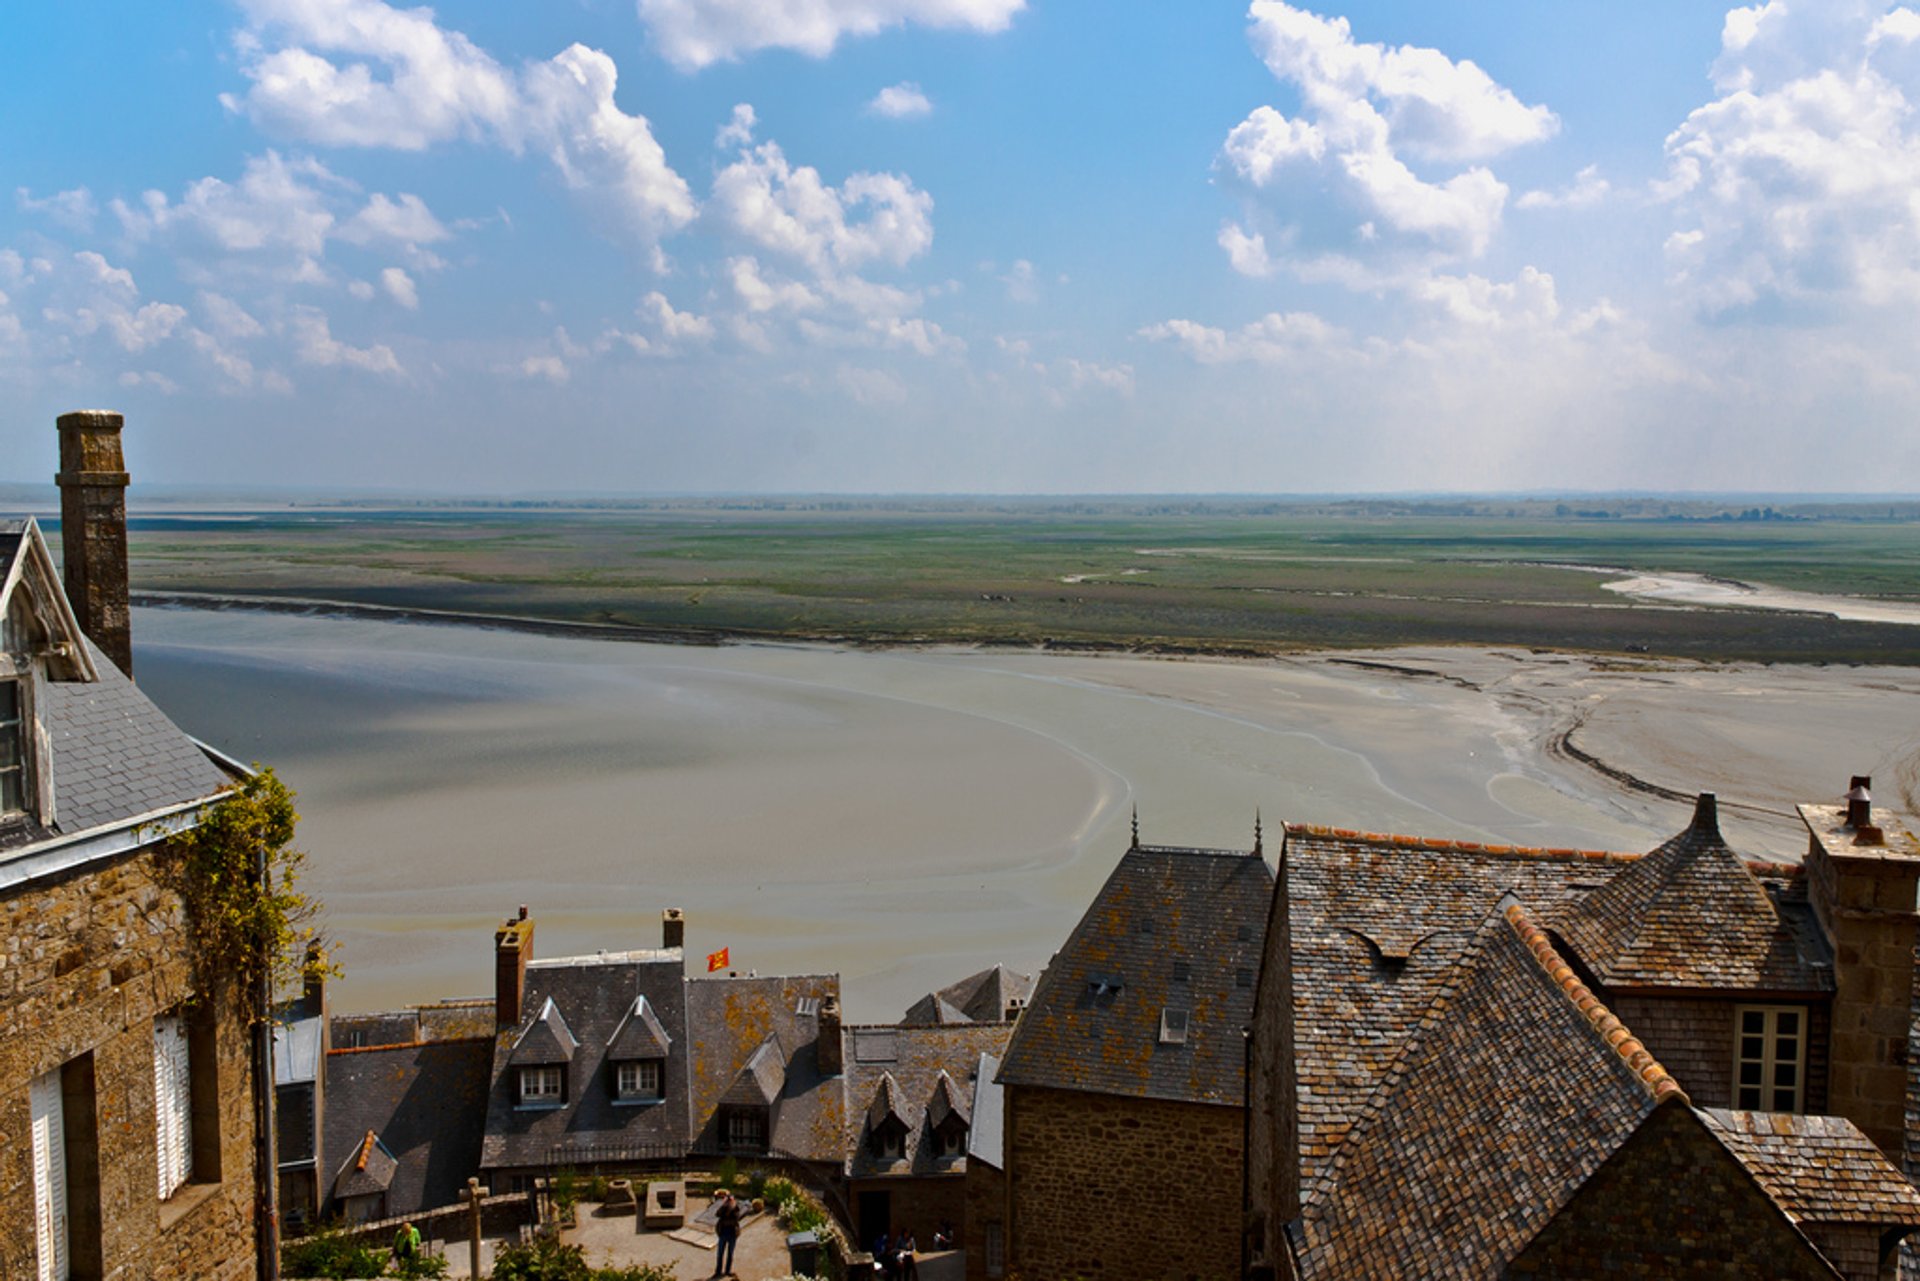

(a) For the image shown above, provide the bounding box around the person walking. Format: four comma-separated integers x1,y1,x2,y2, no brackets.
712,1189,742,1279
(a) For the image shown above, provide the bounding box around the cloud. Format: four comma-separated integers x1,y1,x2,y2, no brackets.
74,251,136,293
868,81,933,118
1219,1,1555,279
380,266,419,308
1139,310,1350,364
1217,222,1277,278
519,353,570,382
1516,163,1610,210
198,291,266,339
287,305,401,374
716,103,757,149
710,137,933,273
16,186,98,232
337,192,450,247
835,363,908,404
1660,2,1920,316
117,369,182,394
227,0,694,249
1060,357,1134,394
641,290,714,341
1000,258,1038,302
636,0,1025,71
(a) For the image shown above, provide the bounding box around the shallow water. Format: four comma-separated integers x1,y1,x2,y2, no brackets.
130,607,1920,1020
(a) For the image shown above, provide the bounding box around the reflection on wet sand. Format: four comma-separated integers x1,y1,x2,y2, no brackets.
133,606,1920,1021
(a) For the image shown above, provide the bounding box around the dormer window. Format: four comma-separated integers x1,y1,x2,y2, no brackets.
519,1065,563,1106
0,679,24,816
871,1121,907,1160
933,1123,967,1159
616,1059,663,1102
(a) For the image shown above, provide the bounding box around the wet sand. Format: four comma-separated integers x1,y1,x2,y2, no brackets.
133,607,1920,1022
1601,570,1920,626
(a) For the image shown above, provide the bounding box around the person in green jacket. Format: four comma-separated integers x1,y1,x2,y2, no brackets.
393,1221,422,1262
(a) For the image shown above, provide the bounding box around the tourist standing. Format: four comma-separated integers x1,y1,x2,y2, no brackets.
712,1190,742,1278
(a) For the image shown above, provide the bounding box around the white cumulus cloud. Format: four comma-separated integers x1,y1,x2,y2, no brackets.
287,304,402,374
1220,1,1555,280
637,0,1024,71
868,82,933,118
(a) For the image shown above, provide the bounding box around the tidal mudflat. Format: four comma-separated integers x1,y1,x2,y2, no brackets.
134,606,1920,1021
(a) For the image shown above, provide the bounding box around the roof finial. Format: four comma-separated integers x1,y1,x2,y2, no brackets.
1254,809,1264,857
1130,806,1140,849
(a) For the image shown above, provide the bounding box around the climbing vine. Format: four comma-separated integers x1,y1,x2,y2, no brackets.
160,766,333,1017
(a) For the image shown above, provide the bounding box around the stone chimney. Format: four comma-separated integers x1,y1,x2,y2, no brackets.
495,906,534,1029
662,907,686,951
300,941,328,1023
816,994,843,1076
55,410,133,676
1800,779,1920,1158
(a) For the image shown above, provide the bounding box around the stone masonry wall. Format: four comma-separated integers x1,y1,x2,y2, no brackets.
1007,1085,1241,1281
1610,994,1830,1114
964,1158,1007,1281
0,844,257,1280
1509,1104,1839,1279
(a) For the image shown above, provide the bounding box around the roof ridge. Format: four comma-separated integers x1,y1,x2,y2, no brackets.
1503,901,1687,1105
1283,823,1637,864
325,1035,494,1056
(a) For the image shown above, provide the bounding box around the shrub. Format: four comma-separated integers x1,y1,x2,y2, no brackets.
491,1236,590,1281
396,1254,450,1279
280,1224,386,1279
589,1266,678,1280
762,1176,797,1209
588,1174,609,1202
715,1156,739,1189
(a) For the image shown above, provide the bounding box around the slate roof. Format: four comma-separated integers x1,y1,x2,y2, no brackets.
844,1021,1015,1181
685,972,844,1161
332,1130,400,1201
997,843,1271,1105
607,995,673,1061
903,965,1034,1025
723,1036,788,1107
968,1052,1005,1170
1702,1109,1920,1228
481,950,691,1171
508,996,578,1065
1297,898,1687,1278
325,1038,492,1216
1554,794,1831,992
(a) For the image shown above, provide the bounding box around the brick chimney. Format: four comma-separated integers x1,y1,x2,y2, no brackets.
495,906,534,1029
662,907,685,951
55,410,133,676
1800,779,1920,1158
816,994,843,1076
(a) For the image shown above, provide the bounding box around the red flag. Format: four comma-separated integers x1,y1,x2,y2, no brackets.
707,947,730,973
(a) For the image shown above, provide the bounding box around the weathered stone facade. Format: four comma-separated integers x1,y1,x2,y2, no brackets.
1611,993,1831,1113
850,1173,965,1252
1005,1085,1241,1281
1510,1105,1841,1278
963,1156,1006,1281
0,846,256,1280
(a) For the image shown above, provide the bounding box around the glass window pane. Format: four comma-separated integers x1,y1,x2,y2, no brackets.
1774,1063,1797,1088
1742,1010,1765,1035
1738,1087,1761,1108
1776,1011,1799,1035
1740,1062,1763,1086
1741,1036,1765,1060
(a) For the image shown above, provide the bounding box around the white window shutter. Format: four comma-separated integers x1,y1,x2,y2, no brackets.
30,1067,69,1281
154,1014,193,1197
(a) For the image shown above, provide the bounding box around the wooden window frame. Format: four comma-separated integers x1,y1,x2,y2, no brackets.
614,1059,662,1103
518,1065,564,1107
1734,1004,1806,1113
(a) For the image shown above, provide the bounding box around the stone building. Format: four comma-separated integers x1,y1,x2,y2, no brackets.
0,413,260,1281
991,835,1272,1280
1249,788,1920,1280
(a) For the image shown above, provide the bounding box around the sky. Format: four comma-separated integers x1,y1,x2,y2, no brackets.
4,0,1920,494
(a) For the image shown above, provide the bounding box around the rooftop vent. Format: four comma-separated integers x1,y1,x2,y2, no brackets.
1171,960,1190,982
1847,775,1873,829
1158,1008,1190,1045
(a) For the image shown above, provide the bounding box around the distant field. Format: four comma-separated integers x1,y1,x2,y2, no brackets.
118,501,1920,664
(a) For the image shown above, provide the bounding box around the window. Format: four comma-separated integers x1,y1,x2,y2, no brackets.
933,1124,967,1158
31,1067,68,1281
873,1127,904,1160
985,1223,1005,1277
1,679,27,817
1171,960,1190,982
154,1014,193,1199
1159,1007,1190,1045
725,1108,767,1152
518,1066,563,1106
616,1060,662,1102
1735,1005,1806,1112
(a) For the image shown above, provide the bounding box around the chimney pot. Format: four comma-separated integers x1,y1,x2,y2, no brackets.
661,907,685,951
1846,776,1873,829
55,410,133,677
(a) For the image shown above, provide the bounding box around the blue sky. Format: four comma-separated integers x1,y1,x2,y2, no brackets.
4,0,1919,493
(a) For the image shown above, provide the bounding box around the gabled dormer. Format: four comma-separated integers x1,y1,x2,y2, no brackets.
0,518,99,837
865,1071,910,1162
509,996,577,1107
607,994,672,1104
925,1069,970,1160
